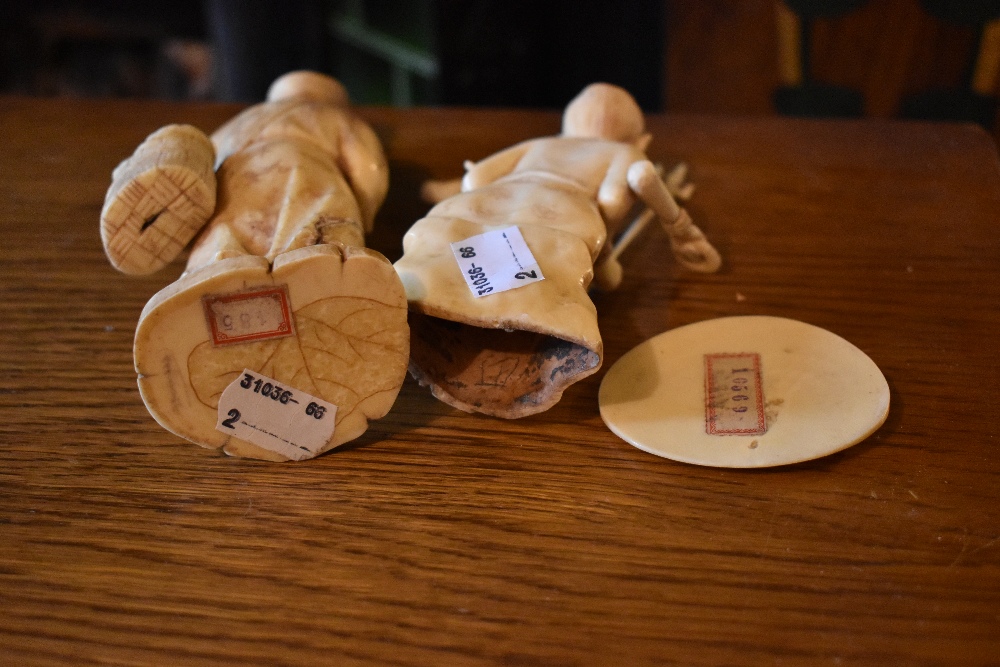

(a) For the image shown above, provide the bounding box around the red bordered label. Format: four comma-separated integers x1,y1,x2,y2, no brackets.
704,353,766,436
202,286,294,347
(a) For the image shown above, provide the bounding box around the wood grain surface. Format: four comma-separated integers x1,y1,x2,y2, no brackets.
1,97,999,666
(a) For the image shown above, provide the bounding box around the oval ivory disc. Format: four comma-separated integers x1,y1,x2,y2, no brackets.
598,316,889,468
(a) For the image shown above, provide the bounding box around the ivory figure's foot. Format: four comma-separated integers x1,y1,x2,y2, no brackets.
133,244,409,461
101,125,217,275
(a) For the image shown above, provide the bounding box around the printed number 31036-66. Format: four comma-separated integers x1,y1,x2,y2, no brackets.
459,247,494,296
219,373,327,430
240,372,298,404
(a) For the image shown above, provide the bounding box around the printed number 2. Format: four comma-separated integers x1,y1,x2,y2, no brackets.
221,409,240,429
515,270,537,280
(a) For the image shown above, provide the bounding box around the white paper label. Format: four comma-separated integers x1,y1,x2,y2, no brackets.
450,226,544,298
216,369,337,461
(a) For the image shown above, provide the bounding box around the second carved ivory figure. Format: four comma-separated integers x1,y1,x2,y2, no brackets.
100,72,409,461
395,83,721,419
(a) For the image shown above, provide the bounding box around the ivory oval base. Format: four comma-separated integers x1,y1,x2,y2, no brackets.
599,316,890,468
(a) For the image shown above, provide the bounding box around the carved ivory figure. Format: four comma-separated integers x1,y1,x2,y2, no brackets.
394,83,721,419
100,71,409,461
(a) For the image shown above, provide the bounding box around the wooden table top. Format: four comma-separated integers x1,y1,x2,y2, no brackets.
1,96,999,666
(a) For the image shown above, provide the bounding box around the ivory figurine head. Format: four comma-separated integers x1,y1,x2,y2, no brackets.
266,71,350,106
561,83,645,143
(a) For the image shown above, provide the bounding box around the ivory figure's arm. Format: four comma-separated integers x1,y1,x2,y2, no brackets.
339,116,390,232
461,142,532,190
420,177,464,204
627,160,721,273
598,150,641,230
626,159,680,221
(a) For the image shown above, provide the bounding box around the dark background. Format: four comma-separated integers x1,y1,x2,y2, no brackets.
2,0,998,136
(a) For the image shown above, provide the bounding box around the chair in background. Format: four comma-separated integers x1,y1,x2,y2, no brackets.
900,0,1000,127
773,0,870,117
